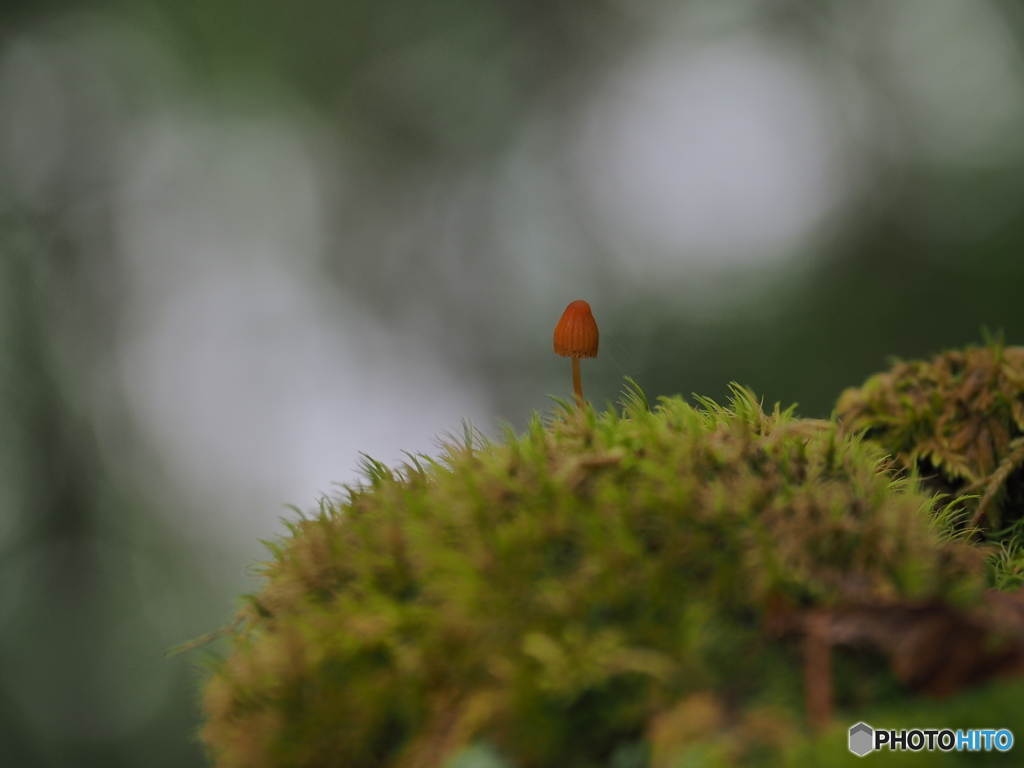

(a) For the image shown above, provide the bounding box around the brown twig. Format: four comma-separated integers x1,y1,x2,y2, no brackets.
969,438,1024,530
804,611,833,733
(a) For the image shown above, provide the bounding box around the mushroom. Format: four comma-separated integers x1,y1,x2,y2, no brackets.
553,299,599,409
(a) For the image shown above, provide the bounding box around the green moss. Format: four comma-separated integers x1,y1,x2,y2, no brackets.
200,386,988,768
837,341,1024,587
782,675,1024,767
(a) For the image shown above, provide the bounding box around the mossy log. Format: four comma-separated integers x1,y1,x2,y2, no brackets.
199,386,1019,768
838,341,1024,538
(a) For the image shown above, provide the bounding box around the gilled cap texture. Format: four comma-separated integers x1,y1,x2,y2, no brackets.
554,300,599,358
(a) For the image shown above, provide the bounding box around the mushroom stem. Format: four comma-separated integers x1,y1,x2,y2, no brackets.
572,356,583,409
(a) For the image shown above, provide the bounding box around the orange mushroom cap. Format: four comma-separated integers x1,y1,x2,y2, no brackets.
553,300,599,358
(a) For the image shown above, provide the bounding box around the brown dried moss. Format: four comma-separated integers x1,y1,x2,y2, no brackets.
837,341,1024,538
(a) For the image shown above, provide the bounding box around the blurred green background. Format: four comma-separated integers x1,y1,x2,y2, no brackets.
2,0,1024,765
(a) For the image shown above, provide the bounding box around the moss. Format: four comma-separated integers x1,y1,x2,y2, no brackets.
199,385,991,768
781,675,1024,767
836,341,1024,587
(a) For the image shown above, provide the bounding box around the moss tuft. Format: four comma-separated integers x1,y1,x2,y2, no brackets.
201,386,989,768
837,342,1024,583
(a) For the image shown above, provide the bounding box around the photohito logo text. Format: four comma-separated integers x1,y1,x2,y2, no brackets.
848,722,1013,757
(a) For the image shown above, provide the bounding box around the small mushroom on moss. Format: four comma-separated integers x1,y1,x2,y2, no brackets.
553,299,599,409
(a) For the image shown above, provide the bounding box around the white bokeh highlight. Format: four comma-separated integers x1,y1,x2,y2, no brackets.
575,36,844,279
114,117,491,537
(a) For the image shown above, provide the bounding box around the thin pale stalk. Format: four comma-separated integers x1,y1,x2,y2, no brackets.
572,357,583,410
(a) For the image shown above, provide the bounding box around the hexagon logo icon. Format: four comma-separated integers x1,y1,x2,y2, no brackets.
849,722,874,757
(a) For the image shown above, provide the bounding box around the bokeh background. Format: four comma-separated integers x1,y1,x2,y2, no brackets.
2,0,1024,765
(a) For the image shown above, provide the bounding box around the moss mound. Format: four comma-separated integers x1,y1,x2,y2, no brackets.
200,387,987,768
837,342,1024,574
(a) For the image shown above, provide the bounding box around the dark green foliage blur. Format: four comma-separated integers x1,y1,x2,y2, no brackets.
785,676,1024,767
